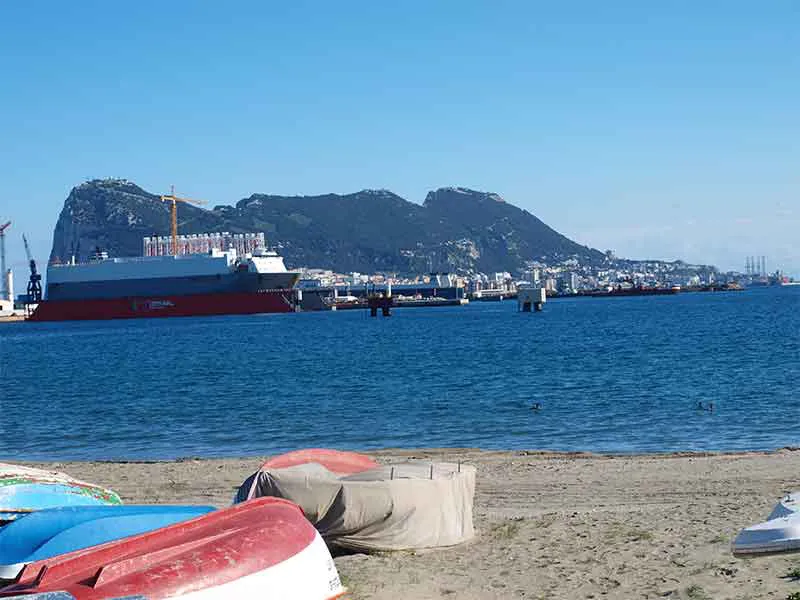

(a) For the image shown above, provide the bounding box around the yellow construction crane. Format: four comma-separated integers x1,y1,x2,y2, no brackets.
159,186,207,255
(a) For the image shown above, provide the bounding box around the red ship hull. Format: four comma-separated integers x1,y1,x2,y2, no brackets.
28,290,298,322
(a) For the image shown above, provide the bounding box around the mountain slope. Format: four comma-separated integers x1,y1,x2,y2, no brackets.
423,187,599,272
50,179,602,274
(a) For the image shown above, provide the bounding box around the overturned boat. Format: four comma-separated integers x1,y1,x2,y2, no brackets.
236,449,476,552
0,464,121,524
732,513,800,557
0,505,215,582
732,491,800,557
0,497,345,599
258,448,380,475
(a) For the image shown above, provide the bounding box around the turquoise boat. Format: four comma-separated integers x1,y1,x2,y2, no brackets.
0,464,121,523
0,504,215,581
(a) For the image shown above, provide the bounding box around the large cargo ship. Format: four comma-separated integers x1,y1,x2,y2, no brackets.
28,247,300,322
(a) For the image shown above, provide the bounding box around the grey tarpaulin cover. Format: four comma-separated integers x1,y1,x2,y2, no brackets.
235,460,475,552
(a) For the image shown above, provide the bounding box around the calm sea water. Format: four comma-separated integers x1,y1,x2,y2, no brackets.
1,287,798,460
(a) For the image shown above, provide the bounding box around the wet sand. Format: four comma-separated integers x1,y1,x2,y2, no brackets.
25,448,800,599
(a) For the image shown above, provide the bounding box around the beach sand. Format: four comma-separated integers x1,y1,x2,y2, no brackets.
25,448,800,600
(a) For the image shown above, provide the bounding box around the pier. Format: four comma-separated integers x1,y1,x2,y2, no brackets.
368,294,393,317
299,281,469,313
518,286,546,312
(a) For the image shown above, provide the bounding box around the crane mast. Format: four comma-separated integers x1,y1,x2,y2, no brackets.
22,234,42,304
159,186,207,255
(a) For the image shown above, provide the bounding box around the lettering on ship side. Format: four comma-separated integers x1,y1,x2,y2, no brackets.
131,299,176,311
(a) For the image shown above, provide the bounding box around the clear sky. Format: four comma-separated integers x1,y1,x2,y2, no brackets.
1,1,797,275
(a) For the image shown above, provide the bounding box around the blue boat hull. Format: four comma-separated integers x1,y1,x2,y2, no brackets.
0,505,215,580
0,483,122,523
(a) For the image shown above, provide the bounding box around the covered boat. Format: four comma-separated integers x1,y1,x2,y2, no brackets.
236,449,475,552
260,448,380,475
0,505,215,581
0,464,121,523
0,497,345,600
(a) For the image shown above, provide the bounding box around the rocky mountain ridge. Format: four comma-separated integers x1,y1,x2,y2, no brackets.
49,179,603,274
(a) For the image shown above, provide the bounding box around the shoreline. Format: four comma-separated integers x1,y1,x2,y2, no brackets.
9,445,800,465
14,448,800,599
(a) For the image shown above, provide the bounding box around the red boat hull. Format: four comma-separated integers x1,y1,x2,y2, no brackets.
0,497,345,600
263,449,380,476
27,291,298,322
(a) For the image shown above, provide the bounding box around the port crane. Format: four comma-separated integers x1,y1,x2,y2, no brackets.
0,221,10,301
159,186,207,255
22,234,42,304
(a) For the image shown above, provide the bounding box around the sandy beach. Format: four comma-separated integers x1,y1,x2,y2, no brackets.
22,448,800,600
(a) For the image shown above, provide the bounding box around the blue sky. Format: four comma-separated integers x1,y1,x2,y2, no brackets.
1,1,797,275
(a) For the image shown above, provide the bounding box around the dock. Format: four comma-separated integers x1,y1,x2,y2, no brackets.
325,297,468,311
299,283,469,312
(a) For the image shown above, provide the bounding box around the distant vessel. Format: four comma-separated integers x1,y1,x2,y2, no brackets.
28,247,300,322
581,285,681,298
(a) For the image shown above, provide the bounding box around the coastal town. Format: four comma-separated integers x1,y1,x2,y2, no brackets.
296,251,793,301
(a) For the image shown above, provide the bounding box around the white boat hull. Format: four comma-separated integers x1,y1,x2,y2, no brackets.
733,513,800,557
180,532,343,600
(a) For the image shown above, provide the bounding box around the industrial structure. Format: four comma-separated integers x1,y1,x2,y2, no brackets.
143,232,267,257
518,286,547,312
159,186,207,256
22,234,42,305
745,256,768,277
0,221,10,302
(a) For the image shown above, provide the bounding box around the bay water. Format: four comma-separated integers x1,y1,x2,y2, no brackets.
1,287,798,460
